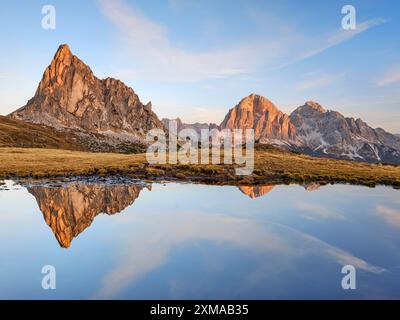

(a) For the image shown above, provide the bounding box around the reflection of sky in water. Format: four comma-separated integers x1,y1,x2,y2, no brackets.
0,181,400,299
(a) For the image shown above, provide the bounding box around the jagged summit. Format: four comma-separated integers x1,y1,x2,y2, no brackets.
303,101,327,113
9,44,164,141
55,43,72,58
36,44,93,94
239,93,278,112
220,93,297,142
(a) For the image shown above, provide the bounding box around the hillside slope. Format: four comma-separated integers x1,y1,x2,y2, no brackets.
0,115,83,150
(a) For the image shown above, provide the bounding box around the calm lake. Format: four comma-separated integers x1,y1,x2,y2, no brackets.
0,178,400,299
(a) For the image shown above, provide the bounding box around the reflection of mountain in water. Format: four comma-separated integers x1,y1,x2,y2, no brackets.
28,183,148,248
302,183,321,192
239,183,321,199
238,185,275,198
28,180,322,247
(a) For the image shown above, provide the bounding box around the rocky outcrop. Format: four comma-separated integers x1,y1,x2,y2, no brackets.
9,44,164,142
28,182,149,248
290,101,400,163
220,94,297,144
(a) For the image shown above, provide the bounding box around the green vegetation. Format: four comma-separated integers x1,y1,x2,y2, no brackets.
1,147,399,187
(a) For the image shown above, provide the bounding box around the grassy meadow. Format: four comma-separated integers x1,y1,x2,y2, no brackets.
0,146,399,187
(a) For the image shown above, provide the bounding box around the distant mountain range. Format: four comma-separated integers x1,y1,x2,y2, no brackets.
161,117,218,136
6,44,400,164
219,94,400,163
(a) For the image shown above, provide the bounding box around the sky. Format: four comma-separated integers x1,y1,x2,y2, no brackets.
0,0,399,132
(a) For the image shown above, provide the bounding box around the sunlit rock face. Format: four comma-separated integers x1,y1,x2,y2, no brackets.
220,94,297,144
28,183,148,248
9,44,164,141
238,185,275,199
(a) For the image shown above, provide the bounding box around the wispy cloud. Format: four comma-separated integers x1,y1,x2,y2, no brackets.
377,66,400,87
376,205,400,228
296,72,346,90
97,0,286,81
92,210,288,298
92,208,383,298
97,0,385,82
274,18,386,70
303,18,385,60
296,201,346,220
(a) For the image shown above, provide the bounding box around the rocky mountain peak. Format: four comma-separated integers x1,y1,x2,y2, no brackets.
49,44,73,70
303,101,327,113
54,43,73,60
9,44,164,141
37,44,91,92
240,93,278,113
290,101,400,163
220,94,297,142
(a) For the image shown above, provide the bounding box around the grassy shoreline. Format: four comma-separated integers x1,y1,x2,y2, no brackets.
1,147,400,187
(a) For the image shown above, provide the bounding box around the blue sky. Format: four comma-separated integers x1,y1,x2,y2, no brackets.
0,0,399,132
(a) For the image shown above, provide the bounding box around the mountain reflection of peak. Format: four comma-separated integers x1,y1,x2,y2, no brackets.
238,185,275,199
238,183,321,199
28,183,149,248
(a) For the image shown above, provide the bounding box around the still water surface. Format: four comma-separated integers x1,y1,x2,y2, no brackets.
0,179,399,299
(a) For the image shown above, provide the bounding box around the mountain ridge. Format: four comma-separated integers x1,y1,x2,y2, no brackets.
5,44,400,164
220,93,400,164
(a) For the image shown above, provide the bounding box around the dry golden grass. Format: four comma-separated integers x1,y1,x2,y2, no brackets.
0,147,399,187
